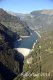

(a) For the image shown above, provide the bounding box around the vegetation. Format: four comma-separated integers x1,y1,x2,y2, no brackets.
0,8,30,36
0,9,53,80
14,30,53,80
22,10,53,32
0,23,24,80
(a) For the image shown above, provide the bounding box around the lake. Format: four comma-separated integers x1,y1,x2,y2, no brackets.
14,32,38,49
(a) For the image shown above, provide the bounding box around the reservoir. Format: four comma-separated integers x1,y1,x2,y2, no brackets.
14,32,38,49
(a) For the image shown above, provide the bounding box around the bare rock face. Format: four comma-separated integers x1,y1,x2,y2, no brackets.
41,10,53,15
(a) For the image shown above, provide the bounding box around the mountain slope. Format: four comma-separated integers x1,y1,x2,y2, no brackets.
0,23,24,80
17,9,53,33
7,9,53,33
14,30,53,80
0,8,30,36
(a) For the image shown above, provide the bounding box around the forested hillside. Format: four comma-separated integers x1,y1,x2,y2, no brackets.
14,30,53,80
0,23,24,80
0,9,53,80
0,8,30,36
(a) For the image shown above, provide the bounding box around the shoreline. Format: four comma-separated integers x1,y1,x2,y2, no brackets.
14,31,41,57
20,32,32,38
32,40,38,49
17,38,22,41
20,36,30,38
31,39,38,52
14,39,38,57
31,31,41,52
34,31,41,38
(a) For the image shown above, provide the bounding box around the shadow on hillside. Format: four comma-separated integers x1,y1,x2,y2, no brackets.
14,50,24,73
0,23,24,80
0,62,16,80
0,23,20,47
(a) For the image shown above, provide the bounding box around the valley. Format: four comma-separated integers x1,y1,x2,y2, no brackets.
0,9,53,80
